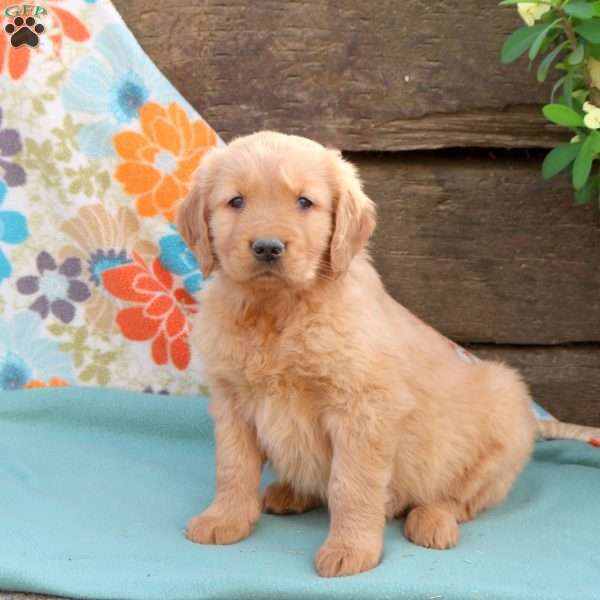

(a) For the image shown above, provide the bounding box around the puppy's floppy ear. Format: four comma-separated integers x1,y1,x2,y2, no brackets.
328,151,376,275
176,148,222,277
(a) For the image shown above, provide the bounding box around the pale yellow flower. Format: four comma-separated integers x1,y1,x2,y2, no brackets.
517,3,551,26
588,57,600,90
583,102,600,130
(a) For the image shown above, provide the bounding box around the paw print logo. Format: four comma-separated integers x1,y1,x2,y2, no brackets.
4,16,45,48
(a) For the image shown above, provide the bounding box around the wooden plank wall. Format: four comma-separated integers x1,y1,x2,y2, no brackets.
115,0,600,425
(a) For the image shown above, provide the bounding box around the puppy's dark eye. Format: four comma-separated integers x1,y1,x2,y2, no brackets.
228,196,245,209
297,196,313,210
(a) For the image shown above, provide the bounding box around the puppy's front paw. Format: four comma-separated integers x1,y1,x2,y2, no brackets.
186,512,255,545
315,541,381,577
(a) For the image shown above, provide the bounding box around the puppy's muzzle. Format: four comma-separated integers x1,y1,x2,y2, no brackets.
251,239,285,263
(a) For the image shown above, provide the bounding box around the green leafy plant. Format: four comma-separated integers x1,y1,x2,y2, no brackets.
500,0,600,204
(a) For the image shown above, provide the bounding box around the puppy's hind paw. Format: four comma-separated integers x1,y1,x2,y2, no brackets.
262,481,321,515
404,505,459,550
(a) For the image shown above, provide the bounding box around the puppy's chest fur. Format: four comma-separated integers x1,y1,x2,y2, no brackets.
197,301,337,497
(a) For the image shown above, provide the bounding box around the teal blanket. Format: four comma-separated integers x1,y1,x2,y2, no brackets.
1,387,599,600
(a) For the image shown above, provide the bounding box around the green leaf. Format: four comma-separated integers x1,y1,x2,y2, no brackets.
74,353,84,369
529,20,560,60
567,43,585,65
542,103,584,126
563,72,573,107
590,43,600,59
575,21,600,43
575,174,600,203
565,1,595,19
572,132,600,189
537,41,567,81
501,24,546,64
542,142,582,179
551,74,567,101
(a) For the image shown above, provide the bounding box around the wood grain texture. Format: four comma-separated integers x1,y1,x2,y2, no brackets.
112,0,564,150
353,152,600,344
470,345,600,426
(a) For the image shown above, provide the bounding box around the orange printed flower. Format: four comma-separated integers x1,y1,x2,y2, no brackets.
114,102,218,222
24,377,68,389
0,1,89,80
102,251,196,370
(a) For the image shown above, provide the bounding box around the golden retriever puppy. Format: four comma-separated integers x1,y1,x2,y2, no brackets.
177,131,536,577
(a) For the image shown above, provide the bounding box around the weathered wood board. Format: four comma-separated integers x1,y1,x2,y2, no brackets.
471,345,600,426
353,153,600,345
113,0,564,150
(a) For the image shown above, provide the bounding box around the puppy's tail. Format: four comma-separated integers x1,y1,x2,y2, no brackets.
537,419,600,447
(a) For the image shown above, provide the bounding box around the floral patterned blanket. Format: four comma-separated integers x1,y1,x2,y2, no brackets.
0,0,221,395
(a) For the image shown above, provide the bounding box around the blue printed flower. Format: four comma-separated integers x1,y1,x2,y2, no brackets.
0,313,74,391
0,180,29,283
159,230,203,294
61,23,175,158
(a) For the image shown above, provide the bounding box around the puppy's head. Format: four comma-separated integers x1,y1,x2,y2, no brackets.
177,131,375,288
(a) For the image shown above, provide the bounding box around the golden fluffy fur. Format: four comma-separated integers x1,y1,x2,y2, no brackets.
177,131,536,577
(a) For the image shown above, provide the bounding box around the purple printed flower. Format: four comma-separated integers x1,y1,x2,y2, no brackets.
143,386,170,395
0,107,26,189
16,251,91,324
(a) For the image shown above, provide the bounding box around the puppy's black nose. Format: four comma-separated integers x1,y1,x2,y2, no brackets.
252,239,285,263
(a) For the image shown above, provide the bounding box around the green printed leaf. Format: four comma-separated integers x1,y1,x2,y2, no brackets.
96,367,110,386
47,323,67,336
79,365,97,382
